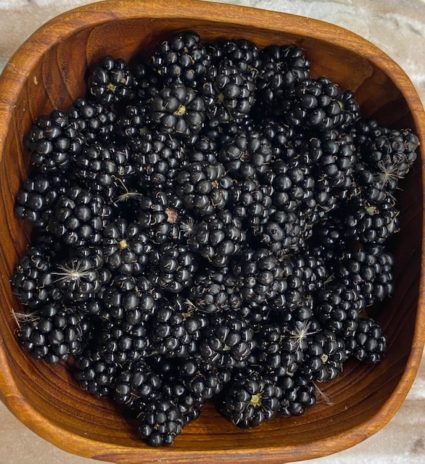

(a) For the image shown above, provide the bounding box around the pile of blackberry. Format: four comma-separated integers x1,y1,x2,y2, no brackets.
12,32,419,446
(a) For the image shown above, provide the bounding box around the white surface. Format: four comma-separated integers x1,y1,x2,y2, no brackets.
0,1,424,463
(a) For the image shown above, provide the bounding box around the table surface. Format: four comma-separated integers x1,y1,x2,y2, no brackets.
0,1,424,463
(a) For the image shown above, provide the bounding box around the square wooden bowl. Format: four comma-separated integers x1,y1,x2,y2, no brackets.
0,1,424,463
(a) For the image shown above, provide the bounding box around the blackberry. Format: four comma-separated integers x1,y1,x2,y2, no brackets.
187,210,246,267
137,190,190,244
199,316,255,368
175,161,232,216
188,134,218,163
300,331,348,381
102,219,153,275
149,243,198,293
218,130,272,179
346,318,386,364
19,303,87,363
202,62,256,125
26,110,84,173
336,245,394,306
217,370,282,428
132,60,161,103
150,84,205,137
73,349,120,397
313,216,347,255
15,174,68,227
49,186,112,246
151,31,211,88
131,131,187,189
315,283,364,337
117,104,151,149
137,398,184,446
113,361,162,408
296,252,329,293
88,56,136,104
259,120,297,162
354,162,388,205
278,374,316,417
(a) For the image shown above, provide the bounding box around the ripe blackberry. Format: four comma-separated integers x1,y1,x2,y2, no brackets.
300,331,348,381
26,110,84,173
296,252,329,293
336,245,394,306
217,370,282,428
199,316,255,368
149,243,198,293
343,196,399,244
137,397,184,446
316,283,364,337
188,134,218,163
132,60,161,103
102,275,158,322
137,190,190,244
117,104,151,149
102,219,153,275
175,161,233,216
131,131,187,189
148,297,207,357
113,361,162,408
73,349,120,397
346,318,386,364
218,130,272,179
285,77,359,131
278,374,316,417
150,85,205,137
88,56,136,104
19,303,87,363
49,186,112,247
259,120,298,162
151,31,211,87
68,98,116,143
12,246,58,308
313,216,347,255
74,144,134,197
202,62,256,125
15,174,68,227
187,210,246,267
354,162,388,205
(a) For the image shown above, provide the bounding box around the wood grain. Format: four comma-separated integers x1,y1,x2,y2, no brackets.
0,0,424,463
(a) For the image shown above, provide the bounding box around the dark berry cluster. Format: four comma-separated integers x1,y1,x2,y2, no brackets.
12,31,419,447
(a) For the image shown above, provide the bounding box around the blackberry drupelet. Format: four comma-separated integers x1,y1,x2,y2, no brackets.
151,31,211,88
346,318,386,364
88,56,136,104
278,374,316,416
150,85,205,137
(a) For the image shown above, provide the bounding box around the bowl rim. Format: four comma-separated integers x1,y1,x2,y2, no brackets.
0,0,424,462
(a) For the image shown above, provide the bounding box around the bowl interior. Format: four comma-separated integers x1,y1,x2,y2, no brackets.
0,12,422,459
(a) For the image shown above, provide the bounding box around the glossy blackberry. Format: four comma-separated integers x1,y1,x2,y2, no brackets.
148,297,207,358
68,98,117,143
278,374,316,417
137,397,184,446
137,190,190,243
131,131,187,189
259,120,297,161
316,283,364,337
150,84,205,137
113,361,162,408
353,162,388,205
346,318,386,364
49,186,112,246
117,104,151,148
151,31,211,87
202,62,256,125
285,77,360,130
336,245,394,306
74,144,134,197
199,316,255,368
313,216,347,255
297,252,329,293
218,130,272,179
15,173,68,227
88,56,136,104
343,196,399,244
12,246,57,308
188,134,218,163
149,243,198,293
26,110,84,173
187,210,246,267
102,219,154,275
300,331,348,381
175,161,232,216
217,370,282,428
132,60,161,102
73,349,120,397
19,303,87,363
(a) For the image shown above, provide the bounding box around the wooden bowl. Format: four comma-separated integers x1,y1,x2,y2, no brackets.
0,1,424,462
